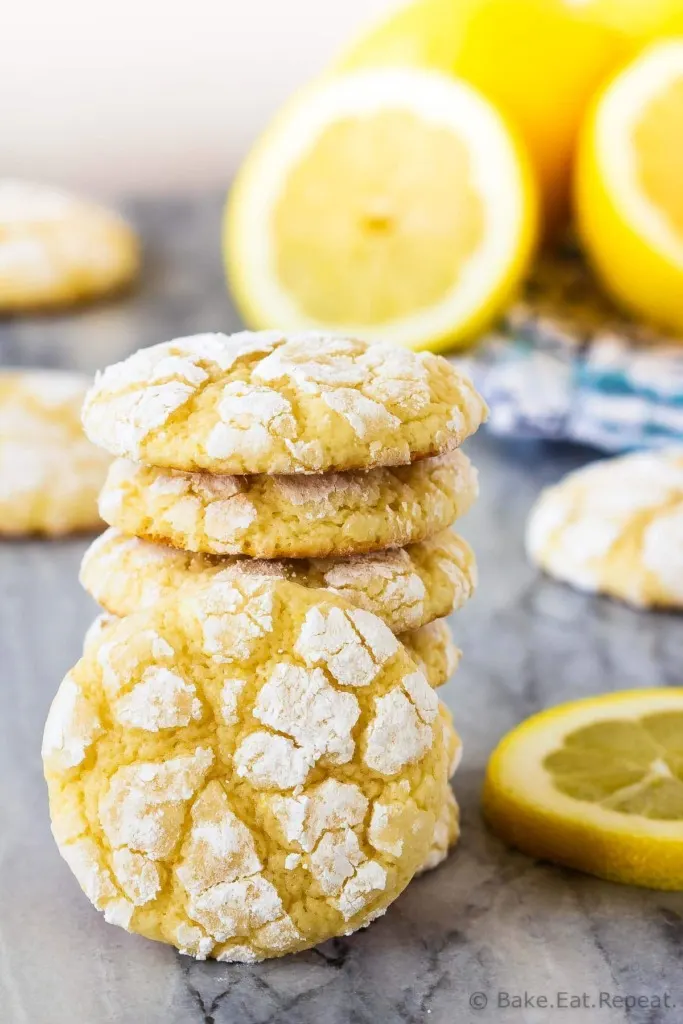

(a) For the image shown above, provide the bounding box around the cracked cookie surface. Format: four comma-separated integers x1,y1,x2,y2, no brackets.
44,577,451,961
82,332,487,475
81,526,476,634
0,180,139,311
526,450,683,608
97,449,478,559
82,611,458,691
0,370,110,535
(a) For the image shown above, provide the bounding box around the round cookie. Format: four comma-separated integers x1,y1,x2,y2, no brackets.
44,576,450,961
526,450,683,609
97,450,478,559
80,526,476,634
0,370,110,535
0,180,139,312
82,331,487,475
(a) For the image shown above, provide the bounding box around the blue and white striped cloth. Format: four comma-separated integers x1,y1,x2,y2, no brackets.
458,251,683,452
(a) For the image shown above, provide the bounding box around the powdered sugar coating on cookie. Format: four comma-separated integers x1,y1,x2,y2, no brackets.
0,181,139,312
81,526,476,636
0,370,110,535
526,450,683,608
43,577,450,961
82,332,487,475
96,449,478,559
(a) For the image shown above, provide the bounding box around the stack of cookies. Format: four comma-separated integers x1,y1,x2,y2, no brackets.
43,331,487,962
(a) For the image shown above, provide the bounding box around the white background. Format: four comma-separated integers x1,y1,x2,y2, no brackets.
1,0,395,196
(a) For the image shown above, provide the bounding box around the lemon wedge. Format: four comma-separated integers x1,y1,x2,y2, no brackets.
576,41,683,337
484,690,683,889
225,68,537,352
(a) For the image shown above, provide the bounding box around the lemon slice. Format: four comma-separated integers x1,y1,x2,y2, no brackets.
576,40,683,336
484,690,683,889
225,68,537,352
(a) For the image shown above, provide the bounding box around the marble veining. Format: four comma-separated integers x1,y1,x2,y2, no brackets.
1,195,683,1024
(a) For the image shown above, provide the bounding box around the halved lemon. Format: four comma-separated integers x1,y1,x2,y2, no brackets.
484,689,683,889
576,40,683,337
581,0,683,50
225,68,537,352
335,0,622,233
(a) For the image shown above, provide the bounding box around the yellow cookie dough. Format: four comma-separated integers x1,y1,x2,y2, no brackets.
97,450,478,559
402,619,461,689
419,788,460,875
80,526,476,635
82,332,487,475
0,370,110,535
419,704,461,873
0,180,139,312
526,450,683,608
43,577,451,961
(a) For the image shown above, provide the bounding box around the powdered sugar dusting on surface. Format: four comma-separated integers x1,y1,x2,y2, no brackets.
176,781,262,897
188,577,273,662
253,663,360,766
336,861,387,920
269,779,368,852
267,776,384,912
99,747,214,859
368,802,407,857
400,670,439,723
364,688,434,775
527,451,683,603
234,731,313,790
322,550,426,630
206,382,296,459
81,330,482,471
219,677,247,725
42,673,102,771
0,371,110,532
111,848,161,906
113,666,203,731
642,509,683,601
322,389,400,439
295,606,395,687
58,837,118,908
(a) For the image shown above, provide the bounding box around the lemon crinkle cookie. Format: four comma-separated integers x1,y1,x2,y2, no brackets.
81,526,476,634
97,449,478,559
0,180,139,312
526,450,683,608
43,577,452,960
0,370,110,535
81,331,487,475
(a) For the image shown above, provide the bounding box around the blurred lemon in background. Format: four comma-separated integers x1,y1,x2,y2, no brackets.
226,68,537,352
336,0,623,233
576,40,683,337
581,0,683,50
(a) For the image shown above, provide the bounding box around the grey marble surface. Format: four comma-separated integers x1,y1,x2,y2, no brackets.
1,195,683,1024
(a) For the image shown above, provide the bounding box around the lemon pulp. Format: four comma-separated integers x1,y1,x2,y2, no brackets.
272,110,484,326
634,74,683,241
545,714,683,817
